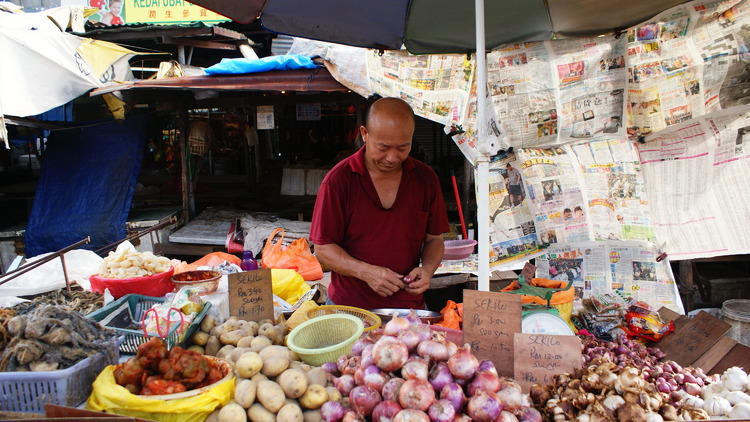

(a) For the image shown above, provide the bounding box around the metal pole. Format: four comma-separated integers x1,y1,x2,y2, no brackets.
0,237,91,286
475,0,491,292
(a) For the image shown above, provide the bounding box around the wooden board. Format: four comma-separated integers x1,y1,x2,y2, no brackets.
691,335,737,374
462,289,522,377
658,311,731,367
514,333,583,392
228,269,274,321
657,306,689,330
708,343,750,376
44,405,150,422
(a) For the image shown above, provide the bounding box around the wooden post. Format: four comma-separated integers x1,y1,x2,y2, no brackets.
179,112,191,222
463,158,474,237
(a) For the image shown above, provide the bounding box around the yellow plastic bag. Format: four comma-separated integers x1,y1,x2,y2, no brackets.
287,300,319,329
272,268,311,304
87,366,234,422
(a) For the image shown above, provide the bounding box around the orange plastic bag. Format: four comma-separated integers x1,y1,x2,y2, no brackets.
174,252,241,274
500,278,574,306
436,300,463,330
261,228,323,281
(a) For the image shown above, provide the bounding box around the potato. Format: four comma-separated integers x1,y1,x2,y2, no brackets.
188,345,205,354
235,379,257,409
221,329,245,346
305,368,328,387
235,352,264,378
258,323,275,340
257,380,285,413
192,331,210,346
205,336,221,356
231,347,252,363
218,402,246,422
289,361,305,370
206,409,221,422
223,319,243,332
212,324,228,338
259,345,296,362
237,336,255,349
216,345,236,361
259,319,273,327
201,315,217,333
277,403,303,422
278,368,308,399
250,336,272,353
299,385,328,410
325,386,341,402
246,321,260,336
251,373,268,383
247,403,275,422
302,410,322,422
261,354,290,377
299,364,312,372
272,325,287,345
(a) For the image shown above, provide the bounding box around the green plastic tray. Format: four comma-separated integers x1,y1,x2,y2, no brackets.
86,294,210,354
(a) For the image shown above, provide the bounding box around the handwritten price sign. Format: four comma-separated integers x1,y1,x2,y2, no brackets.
228,270,274,321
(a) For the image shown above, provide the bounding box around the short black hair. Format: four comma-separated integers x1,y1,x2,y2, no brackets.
574,206,582,212
563,208,572,213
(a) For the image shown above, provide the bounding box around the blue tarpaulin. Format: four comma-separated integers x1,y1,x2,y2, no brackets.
204,54,318,75
25,117,148,257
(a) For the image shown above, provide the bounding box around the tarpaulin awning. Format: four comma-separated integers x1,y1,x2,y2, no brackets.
89,68,349,96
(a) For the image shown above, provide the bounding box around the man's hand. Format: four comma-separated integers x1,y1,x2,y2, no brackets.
360,265,405,297
403,267,432,296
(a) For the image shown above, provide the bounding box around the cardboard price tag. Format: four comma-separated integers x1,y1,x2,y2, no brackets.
228,269,274,321
462,290,522,377
514,333,582,392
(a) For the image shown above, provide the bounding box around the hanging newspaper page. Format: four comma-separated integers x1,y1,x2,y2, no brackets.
535,241,684,314
570,139,655,242
515,147,593,245
366,50,474,126
486,152,544,268
637,106,750,259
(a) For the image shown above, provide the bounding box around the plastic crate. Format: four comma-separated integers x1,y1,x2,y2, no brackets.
0,337,120,413
86,294,211,354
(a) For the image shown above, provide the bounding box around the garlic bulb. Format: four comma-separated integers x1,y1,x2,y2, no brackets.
721,367,749,391
701,382,727,401
644,412,663,422
703,396,732,417
602,395,625,413
729,402,750,419
723,390,750,406
681,394,704,410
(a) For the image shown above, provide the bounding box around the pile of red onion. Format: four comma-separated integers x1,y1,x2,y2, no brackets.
582,334,665,368
319,311,542,422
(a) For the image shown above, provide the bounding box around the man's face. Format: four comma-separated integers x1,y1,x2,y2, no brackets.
110,1,121,14
361,120,413,173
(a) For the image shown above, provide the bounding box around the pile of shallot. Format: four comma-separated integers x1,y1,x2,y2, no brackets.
582,335,665,368
318,311,542,422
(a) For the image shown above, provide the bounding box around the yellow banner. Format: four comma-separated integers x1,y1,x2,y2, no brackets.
89,0,229,25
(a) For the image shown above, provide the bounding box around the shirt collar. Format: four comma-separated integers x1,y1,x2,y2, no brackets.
349,146,416,175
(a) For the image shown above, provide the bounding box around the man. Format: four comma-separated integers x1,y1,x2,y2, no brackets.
506,163,523,206
310,98,449,309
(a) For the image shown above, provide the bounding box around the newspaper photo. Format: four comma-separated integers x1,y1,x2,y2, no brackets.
535,241,684,314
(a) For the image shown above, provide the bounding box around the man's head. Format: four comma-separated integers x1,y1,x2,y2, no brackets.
109,0,122,14
360,97,415,173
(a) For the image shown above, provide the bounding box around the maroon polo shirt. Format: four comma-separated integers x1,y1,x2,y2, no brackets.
310,147,450,310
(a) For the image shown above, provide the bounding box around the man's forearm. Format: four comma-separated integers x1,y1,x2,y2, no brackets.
314,243,372,280
420,235,444,274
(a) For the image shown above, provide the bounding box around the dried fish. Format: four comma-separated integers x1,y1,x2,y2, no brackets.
13,286,103,315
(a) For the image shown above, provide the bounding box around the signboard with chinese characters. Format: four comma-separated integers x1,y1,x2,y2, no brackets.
87,0,229,26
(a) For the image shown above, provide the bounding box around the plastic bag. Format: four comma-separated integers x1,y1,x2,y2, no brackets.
87,365,234,422
261,228,323,281
272,268,311,304
435,300,463,330
142,287,203,340
622,300,675,342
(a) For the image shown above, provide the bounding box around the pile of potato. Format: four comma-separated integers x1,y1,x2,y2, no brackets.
192,317,336,422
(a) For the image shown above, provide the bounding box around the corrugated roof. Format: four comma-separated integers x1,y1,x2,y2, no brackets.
89,68,348,96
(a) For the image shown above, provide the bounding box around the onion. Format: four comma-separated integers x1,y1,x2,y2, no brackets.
337,355,349,374
447,345,479,380
517,407,542,422
349,386,381,416
454,415,471,422
468,370,501,395
429,362,454,391
361,344,375,368
445,341,458,357
354,367,365,386
382,377,406,401
495,386,526,411
399,379,436,411
478,360,498,376
410,324,433,343
417,340,449,361
427,399,456,422
406,310,422,325
372,400,403,422
402,357,429,380
323,362,339,375
495,410,519,422
440,383,466,413
343,411,363,422
385,313,411,336
321,401,346,422
334,375,356,395
394,409,430,422
467,391,502,422
340,356,360,375
373,336,409,372
352,338,373,356
364,365,388,392
399,330,421,351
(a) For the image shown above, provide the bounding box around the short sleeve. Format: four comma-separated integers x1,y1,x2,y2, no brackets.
425,170,450,236
310,176,347,245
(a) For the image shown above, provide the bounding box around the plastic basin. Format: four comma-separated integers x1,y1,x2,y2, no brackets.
443,239,477,260
287,314,363,366
90,267,175,299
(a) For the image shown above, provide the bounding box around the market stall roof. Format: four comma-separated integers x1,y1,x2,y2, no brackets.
78,22,250,52
184,0,689,53
89,68,348,96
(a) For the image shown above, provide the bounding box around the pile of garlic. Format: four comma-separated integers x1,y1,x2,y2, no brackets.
697,367,750,419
